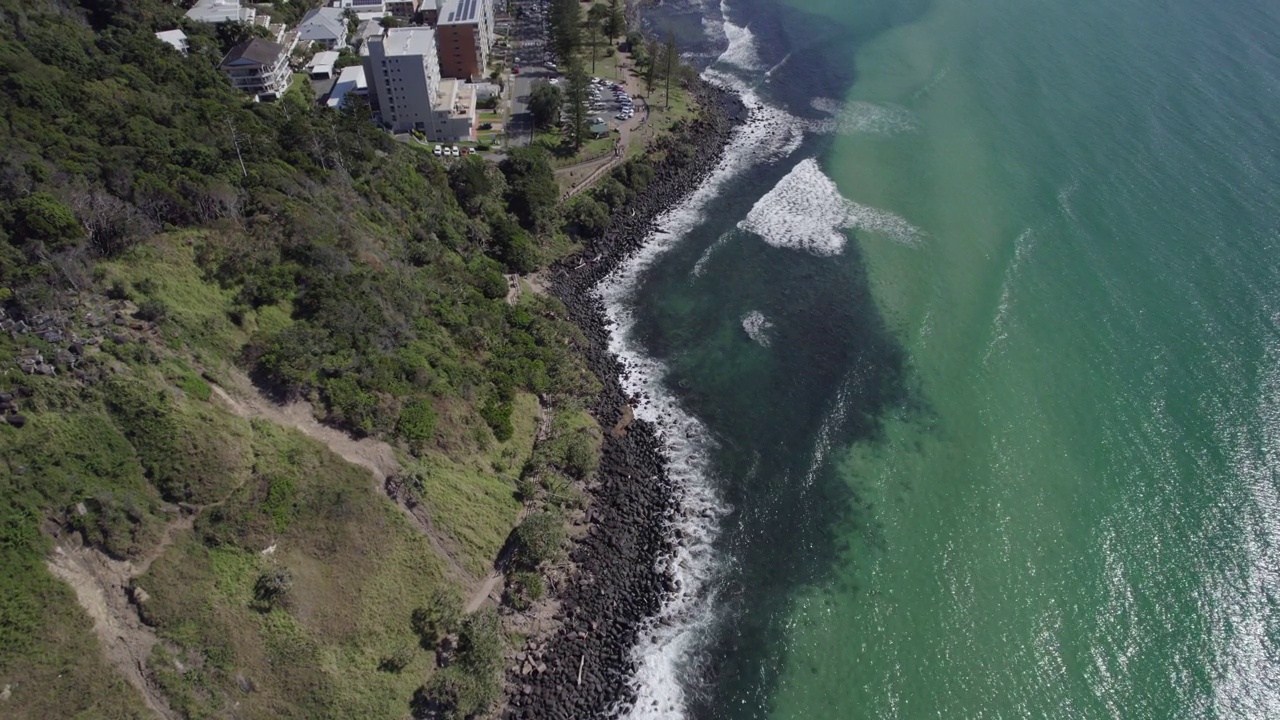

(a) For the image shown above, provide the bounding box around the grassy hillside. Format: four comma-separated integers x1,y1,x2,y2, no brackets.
0,0,618,717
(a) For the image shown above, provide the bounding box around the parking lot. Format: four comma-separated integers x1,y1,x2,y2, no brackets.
501,0,645,150
586,77,635,123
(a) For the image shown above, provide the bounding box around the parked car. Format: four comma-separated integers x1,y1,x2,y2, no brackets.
450,146,460,157
513,66,520,74
433,145,443,156
480,122,494,130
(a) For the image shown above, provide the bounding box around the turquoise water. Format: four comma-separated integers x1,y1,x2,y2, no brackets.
622,0,1280,717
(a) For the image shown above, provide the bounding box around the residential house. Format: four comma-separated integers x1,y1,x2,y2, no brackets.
155,29,189,55
306,50,341,79
219,38,292,101
327,65,369,109
363,27,475,140
297,6,348,49
435,0,493,81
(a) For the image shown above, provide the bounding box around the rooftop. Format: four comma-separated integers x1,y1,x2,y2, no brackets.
298,7,347,41
328,65,369,108
438,0,482,25
220,38,287,68
376,26,436,57
435,78,475,118
307,50,341,72
186,0,254,23
155,29,187,51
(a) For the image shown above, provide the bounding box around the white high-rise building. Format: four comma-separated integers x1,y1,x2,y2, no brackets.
364,27,475,141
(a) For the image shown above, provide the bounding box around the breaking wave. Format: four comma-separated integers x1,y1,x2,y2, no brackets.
603,4,812,716
739,158,925,255
741,310,774,347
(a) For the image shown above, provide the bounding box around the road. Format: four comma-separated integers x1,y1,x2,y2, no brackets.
503,0,551,147
508,67,554,147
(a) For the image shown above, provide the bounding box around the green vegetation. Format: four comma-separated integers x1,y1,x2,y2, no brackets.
512,510,566,568
0,0,721,715
0,0,597,716
415,609,505,719
529,82,563,129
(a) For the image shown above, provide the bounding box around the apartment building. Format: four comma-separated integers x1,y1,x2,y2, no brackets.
435,0,493,81
386,0,422,21
363,27,475,140
219,38,291,101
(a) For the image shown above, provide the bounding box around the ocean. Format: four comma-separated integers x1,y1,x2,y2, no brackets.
606,0,1280,717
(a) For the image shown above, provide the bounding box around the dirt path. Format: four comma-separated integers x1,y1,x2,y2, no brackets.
47,539,179,720
209,379,398,483
466,572,505,613
463,397,551,614
208,372,475,587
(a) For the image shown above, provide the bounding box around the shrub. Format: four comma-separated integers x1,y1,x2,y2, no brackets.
504,571,544,610
378,644,416,673
480,398,514,442
396,399,438,445
252,568,292,611
512,510,564,568
411,585,463,646
134,298,168,322
10,192,81,248
560,431,599,479
415,608,503,719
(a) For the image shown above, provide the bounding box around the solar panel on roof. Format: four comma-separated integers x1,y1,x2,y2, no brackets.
442,0,481,23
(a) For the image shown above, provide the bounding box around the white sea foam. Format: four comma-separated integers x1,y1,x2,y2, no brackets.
764,51,792,78
984,228,1036,364
691,231,734,277
1058,180,1081,225
809,97,920,136
719,18,764,70
911,63,952,101
603,8,814,716
739,158,924,255
741,310,773,347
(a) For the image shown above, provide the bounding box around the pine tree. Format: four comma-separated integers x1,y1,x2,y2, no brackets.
605,0,626,43
563,59,591,149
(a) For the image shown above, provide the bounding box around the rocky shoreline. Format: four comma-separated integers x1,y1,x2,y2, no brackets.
501,81,746,719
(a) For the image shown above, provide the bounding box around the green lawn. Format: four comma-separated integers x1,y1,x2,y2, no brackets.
533,126,618,166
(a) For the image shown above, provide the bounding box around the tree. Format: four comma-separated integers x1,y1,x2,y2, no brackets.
662,31,678,109
605,0,627,42
528,82,563,129
500,147,558,232
414,609,504,719
11,193,82,249
642,38,660,94
548,0,581,62
448,154,494,210
410,586,463,646
564,196,608,238
562,59,591,150
513,510,565,567
215,20,264,54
